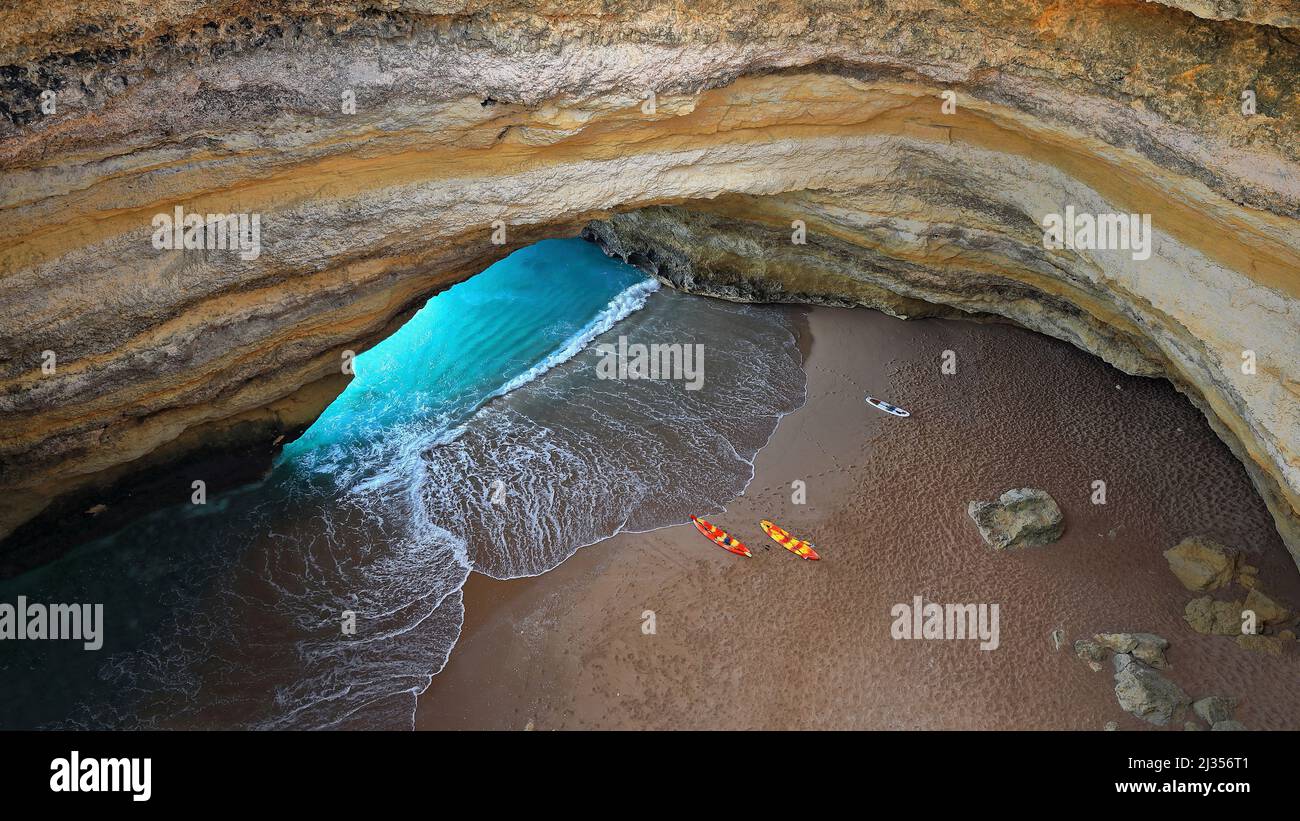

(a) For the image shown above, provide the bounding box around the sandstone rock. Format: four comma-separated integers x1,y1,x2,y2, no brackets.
1104,721,1118,731
1095,632,1169,668
1,0,1300,579
1113,658,1190,726
1244,588,1290,626
1192,696,1235,725
1075,639,1107,672
1212,720,1247,731
1237,562,1260,589
1094,633,1137,653
1183,596,1244,635
1163,537,1237,592
1184,721,1203,731
1146,1,1299,29
967,489,1064,550
1133,636,1170,668
1236,635,1284,656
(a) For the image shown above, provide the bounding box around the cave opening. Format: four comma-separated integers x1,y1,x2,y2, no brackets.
0,234,811,729
283,238,655,464
3,224,1299,731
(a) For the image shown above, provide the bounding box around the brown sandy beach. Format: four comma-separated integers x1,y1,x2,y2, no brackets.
417,305,1300,730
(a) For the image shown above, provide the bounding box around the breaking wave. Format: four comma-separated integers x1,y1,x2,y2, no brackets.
0,239,803,730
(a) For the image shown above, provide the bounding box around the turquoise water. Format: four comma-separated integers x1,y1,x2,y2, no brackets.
0,238,805,730
286,239,651,462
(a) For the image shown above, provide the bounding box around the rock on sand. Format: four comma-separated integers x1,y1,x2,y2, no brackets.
1112,653,1189,726
967,488,1064,550
1183,596,1244,635
1163,536,1237,592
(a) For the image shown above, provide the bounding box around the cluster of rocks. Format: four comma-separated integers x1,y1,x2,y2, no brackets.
1073,631,1244,729
1069,535,1300,729
967,488,1065,550
1076,632,1169,670
1165,536,1297,654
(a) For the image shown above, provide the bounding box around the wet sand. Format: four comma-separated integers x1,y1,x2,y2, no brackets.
416,305,1300,730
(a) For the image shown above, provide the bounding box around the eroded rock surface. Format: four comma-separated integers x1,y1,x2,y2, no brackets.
1145,0,1300,27
1,1,1298,570
1184,596,1247,635
1113,653,1190,726
1211,719,1248,731
1244,587,1292,625
967,488,1065,550
1164,536,1239,592
1095,632,1171,668
1193,695,1236,724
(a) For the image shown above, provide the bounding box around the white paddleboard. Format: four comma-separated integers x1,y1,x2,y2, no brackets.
865,396,910,417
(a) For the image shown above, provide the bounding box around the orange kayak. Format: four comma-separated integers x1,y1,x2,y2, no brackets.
760,520,821,560
690,515,752,557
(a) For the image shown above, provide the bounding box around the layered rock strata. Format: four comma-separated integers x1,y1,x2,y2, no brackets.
0,2,1297,569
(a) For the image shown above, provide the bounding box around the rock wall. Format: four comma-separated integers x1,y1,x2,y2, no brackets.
0,1,1297,568
1144,1,1299,28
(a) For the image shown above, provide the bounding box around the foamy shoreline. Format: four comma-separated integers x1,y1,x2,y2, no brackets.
417,305,1300,730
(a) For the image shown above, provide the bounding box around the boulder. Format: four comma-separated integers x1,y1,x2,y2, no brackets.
1095,632,1169,668
1212,720,1247,731
1192,696,1235,725
1131,634,1171,668
1113,657,1190,726
967,488,1065,550
1183,596,1244,635
1094,633,1137,653
1244,588,1291,626
1163,536,1237,592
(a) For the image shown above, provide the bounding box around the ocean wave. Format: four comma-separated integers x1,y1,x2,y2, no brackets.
491,278,661,400
418,290,806,583
4,252,801,732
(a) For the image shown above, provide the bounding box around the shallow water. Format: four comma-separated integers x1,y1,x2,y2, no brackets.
0,238,804,729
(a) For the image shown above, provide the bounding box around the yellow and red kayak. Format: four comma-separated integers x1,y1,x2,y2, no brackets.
760,520,821,560
690,515,752,557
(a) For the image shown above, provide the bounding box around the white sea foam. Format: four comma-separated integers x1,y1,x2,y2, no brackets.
37,283,803,732
491,278,661,400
